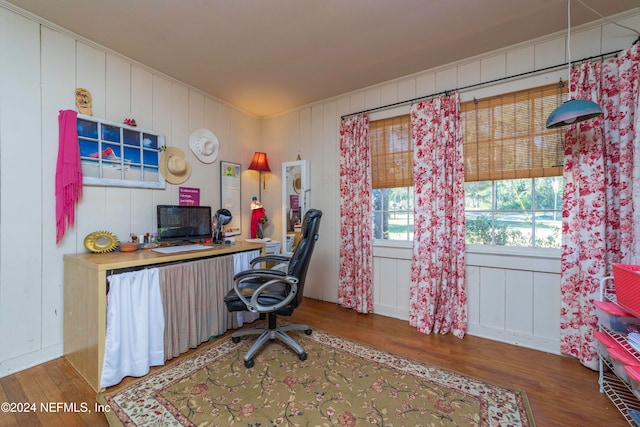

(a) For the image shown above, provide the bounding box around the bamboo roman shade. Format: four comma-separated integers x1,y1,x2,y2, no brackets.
461,83,567,182
369,83,566,187
370,115,412,189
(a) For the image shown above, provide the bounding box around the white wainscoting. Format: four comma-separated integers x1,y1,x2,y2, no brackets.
372,244,561,354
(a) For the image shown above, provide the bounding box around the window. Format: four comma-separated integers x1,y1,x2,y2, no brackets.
461,83,566,248
371,83,566,248
370,115,414,240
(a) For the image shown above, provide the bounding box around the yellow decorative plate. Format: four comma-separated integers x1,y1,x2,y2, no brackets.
84,231,119,253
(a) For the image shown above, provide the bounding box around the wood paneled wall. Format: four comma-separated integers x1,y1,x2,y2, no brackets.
0,2,260,377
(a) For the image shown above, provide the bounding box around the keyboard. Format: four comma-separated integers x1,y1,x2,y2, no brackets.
151,244,212,254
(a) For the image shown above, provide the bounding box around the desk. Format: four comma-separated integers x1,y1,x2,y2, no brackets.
63,242,264,391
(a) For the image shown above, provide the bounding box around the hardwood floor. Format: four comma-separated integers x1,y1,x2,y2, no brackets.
0,298,629,426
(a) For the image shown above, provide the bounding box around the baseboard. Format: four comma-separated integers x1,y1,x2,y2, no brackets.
372,304,560,355
466,324,561,355
373,303,409,320
0,344,63,378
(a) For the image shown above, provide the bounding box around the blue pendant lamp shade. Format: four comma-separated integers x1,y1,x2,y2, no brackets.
545,99,603,129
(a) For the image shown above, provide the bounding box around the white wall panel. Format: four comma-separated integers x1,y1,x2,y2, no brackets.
105,187,133,242
41,27,77,350
479,267,507,329
76,43,106,118
151,75,174,210
304,104,326,300
348,92,365,115
187,90,208,188
415,72,436,98
507,46,535,76
380,82,399,106
603,15,640,52
466,265,481,325
534,37,566,70
105,53,131,123
131,66,153,129
457,61,481,88
505,270,534,335
397,77,416,102
534,272,562,341
129,64,155,235
0,7,42,364
318,101,339,303
480,54,506,83
75,42,108,251
364,87,381,111
572,26,604,60
299,107,312,156
435,67,457,93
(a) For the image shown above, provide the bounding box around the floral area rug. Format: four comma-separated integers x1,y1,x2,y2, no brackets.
98,330,535,426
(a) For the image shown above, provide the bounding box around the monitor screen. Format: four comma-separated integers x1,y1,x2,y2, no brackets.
156,205,212,243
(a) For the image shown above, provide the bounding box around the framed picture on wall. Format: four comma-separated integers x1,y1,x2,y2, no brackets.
76,114,165,189
220,161,241,235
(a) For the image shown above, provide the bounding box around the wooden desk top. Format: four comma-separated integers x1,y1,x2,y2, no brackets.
64,241,264,271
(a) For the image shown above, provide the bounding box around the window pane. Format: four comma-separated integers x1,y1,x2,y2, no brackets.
534,211,561,248
495,179,532,210
494,212,533,246
464,181,492,210
534,176,562,211
372,187,414,241
465,212,494,244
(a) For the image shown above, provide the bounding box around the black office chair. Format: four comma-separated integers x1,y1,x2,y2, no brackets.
224,209,322,368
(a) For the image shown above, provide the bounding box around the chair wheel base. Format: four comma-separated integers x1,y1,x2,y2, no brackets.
244,359,255,368
232,336,241,344
305,329,312,335
298,352,307,361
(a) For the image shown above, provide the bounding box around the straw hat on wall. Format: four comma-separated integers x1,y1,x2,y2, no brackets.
160,147,191,184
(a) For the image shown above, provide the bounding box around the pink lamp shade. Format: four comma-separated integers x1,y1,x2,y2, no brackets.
248,152,271,172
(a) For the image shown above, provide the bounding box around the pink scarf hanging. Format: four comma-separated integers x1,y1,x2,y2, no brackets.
56,109,82,243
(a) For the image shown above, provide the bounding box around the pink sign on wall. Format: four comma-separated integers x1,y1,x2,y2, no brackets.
179,187,200,206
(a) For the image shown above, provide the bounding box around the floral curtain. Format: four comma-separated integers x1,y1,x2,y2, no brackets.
561,44,640,370
409,94,467,338
338,115,373,313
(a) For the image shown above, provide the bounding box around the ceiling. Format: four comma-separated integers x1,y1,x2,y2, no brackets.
6,0,640,117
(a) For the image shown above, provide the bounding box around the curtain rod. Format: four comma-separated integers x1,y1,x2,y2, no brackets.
340,49,622,120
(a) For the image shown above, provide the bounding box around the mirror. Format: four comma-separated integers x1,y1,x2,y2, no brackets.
282,160,309,256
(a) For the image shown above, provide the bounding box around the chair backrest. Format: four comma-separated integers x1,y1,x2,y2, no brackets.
286,209,322,308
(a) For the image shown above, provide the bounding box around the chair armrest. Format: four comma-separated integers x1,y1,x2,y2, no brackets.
233,271,299,313
233,269,285,281
249,254,291,267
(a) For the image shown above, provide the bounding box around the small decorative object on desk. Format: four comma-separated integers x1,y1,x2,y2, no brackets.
119,242,139,252
84,230,119,253
123,117,137,127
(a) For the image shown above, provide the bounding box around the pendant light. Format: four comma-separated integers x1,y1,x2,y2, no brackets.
546,0,603,129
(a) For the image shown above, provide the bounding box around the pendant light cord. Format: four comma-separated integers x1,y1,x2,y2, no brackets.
576,0,640,38
567,0,572,91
